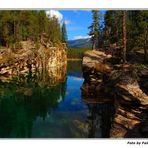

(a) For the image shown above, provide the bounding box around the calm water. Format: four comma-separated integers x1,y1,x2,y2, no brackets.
0,61,114,138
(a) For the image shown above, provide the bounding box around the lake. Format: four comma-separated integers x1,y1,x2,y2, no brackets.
0,61,114,138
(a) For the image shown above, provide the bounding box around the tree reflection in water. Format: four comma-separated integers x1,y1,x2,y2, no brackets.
0,61,114,138
0,65,67,138
86,103,114,138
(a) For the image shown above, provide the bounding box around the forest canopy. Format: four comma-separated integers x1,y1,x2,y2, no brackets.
89,10,148,61
0,10,67,47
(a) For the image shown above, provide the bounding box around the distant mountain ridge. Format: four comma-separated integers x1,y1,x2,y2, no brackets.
68,38,92,48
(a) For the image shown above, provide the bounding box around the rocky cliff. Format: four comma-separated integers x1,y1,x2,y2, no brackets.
81,50,113,100
0,36,67,82
81,50,148,138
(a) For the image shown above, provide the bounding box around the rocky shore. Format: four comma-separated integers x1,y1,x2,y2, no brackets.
81,50,148,138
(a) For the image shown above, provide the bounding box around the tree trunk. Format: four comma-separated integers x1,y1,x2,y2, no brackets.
92,39,96,50
122,11,127,63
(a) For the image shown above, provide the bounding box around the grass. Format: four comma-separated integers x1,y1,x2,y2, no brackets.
67,48,91,59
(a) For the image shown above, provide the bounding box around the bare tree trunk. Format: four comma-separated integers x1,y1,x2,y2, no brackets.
122,11,127,63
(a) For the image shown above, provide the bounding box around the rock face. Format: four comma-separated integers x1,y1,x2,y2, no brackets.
81,50,115,138
109,67,148,138
81,49,148,138
81,50,113,98
0,38,67,81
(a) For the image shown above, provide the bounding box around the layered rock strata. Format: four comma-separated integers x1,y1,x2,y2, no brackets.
81,50,148,138
0,38,67,82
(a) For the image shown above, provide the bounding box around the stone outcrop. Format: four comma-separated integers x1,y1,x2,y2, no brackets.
109,66,148,138
81,50,113,98
81,49,148,138
0,37,67,81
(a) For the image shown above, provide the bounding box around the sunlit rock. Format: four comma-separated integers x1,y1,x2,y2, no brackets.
0,37,67,85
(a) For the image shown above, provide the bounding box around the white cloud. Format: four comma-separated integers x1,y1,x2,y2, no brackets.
64,20,71,25
74,35,91,40
46,10,63,22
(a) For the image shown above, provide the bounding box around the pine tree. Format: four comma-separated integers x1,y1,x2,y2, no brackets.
127,11,148,60
38,11,48,36
61,22,68,44
88,10,99,50
0,10,63,47
136,11,148,61
48,16,61,45
104,11,122,46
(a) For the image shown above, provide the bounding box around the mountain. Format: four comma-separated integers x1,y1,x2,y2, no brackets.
68,38,92,48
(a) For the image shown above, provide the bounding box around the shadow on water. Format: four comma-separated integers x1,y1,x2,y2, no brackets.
85,103,114,138
0,61,114,138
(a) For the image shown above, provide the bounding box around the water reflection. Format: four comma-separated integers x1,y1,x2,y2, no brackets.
85,103,114,138
0,65,67,138
0,61,114,138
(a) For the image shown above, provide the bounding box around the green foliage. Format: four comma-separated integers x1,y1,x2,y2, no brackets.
134,63,148,71
67,48,90,59
88,10,99,49
0,10,62,47
48,16,62,45
104,11,122,46
126,11,148,52
61,22,68,44
103,10,148,52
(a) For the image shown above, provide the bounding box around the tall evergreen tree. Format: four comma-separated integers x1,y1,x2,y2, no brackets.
104,11,122,46
126,11,148,60
0,10,63,47
48,16,61,45
88,10,99,50
61,22,68,44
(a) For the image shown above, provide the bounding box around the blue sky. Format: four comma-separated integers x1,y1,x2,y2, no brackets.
46,10,106,40
60,10,92,40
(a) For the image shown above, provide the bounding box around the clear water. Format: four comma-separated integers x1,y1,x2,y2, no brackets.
0,61,114,138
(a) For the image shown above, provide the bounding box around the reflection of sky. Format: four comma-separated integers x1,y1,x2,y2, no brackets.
32,62,89,137
32,75,89,138
56,75,87,112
